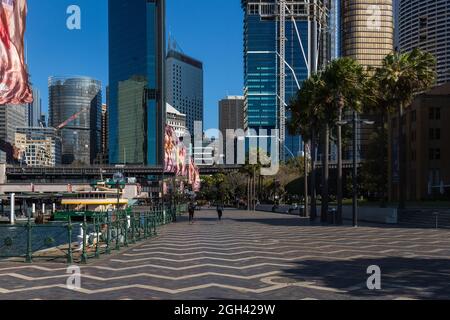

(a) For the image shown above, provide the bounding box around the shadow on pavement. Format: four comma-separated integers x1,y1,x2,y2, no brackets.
281,257,450,299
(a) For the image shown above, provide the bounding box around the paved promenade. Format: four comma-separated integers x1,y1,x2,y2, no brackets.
0,209,449,300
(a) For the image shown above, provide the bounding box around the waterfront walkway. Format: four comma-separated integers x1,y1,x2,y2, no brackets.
0,209,449,300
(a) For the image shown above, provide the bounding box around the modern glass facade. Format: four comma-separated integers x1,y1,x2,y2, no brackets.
166,50,203,135
242,0,311,160
108,0,165,165
398,0,450,85
28,88,42,127
48,76,102,165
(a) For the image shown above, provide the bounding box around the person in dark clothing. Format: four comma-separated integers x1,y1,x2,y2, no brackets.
216,204,223,221
188,203,195,224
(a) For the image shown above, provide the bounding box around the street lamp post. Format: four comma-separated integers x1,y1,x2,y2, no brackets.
337,112,374,227
352,112,358,227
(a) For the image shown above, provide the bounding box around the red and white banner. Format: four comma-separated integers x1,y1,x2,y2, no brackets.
0,0,33,105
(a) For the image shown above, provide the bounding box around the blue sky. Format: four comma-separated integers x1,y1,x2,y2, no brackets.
26,0,244,130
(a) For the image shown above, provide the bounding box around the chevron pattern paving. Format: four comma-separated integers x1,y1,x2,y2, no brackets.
0,209,450,300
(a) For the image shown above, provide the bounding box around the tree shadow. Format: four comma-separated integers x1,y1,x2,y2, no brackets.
280,257,450,299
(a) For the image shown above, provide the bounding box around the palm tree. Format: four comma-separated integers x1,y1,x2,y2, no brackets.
321,58,368,224
289,73,326,221
376,48,436,209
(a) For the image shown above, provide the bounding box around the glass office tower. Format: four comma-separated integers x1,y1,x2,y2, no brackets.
48,76,102,165
108,0,165,165
242,0,326,160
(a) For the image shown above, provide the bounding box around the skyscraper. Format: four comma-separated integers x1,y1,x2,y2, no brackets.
28,88,42,127
398,0,450,85
48,76,102,165
341,0,394,68
108,0,166,165
0,104,27,163
242,0,329,160
166,49,203,135
219,96,245,136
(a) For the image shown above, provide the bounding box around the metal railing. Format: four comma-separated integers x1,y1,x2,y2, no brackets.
0,204,187,264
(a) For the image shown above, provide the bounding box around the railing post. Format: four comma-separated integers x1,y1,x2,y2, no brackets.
25,214,32,263
143,212,147,239
95,214,100,258
81,215,88,264
124,211,129,247
115,211,121,251
105,211,111,254
131,212,136,244
67,215,73,264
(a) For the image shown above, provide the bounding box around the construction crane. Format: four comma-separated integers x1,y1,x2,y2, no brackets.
55,107,89,131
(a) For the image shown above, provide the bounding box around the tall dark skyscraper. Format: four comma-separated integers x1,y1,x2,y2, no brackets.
108,0,166,165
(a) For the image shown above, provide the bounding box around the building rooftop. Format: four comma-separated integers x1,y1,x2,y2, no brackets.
166,103,186,117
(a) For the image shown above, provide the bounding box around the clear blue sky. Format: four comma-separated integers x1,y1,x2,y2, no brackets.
26,0,244,130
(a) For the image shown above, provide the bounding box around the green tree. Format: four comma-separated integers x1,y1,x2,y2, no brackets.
320,58,368,223
376,48,436,209
289,73,326,221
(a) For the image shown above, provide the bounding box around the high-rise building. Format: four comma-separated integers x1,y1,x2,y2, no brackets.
99,103,108,164
0,104,27,163
28,88,42,127
166,103,187,138
219,96,245,135
242,0,329,160
48,76,102,165
219,96,245,165
398,0,450,85
341,0,394,68
14,127,61,167
117,77,147,164
108,0,166,165
166,49,203,135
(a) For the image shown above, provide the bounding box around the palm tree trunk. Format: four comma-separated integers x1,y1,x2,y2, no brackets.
310,129,317,221
337,108,343,224
398,104,406,209
321,124,330,222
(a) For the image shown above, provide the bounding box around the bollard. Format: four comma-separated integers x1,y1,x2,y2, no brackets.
67,215,73,264
434,211,439,230
25,213,32,263
10,193,15,225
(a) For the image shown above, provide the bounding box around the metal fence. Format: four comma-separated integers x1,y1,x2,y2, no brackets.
0,204,187,264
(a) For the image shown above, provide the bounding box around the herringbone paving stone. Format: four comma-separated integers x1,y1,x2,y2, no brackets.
0,209,450,300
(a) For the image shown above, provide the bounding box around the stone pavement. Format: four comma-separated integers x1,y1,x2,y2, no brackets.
0,209,449,300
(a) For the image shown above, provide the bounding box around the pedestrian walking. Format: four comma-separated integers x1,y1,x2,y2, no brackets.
188,202,195,224
216,204,223,221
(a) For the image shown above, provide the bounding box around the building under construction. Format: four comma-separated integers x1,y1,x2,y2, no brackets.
242,0,331,161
